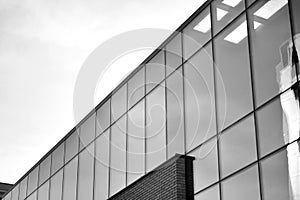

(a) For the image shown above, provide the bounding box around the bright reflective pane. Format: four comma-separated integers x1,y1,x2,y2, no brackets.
111,85,127,122
19,177,27,200
39,155,51,186
96,99,110,135
51,142,65,175
27,166,39,195
146,51,165,93
128,67,145,108
63,156,78,200
195,184,220,200
184,43,216,151
49,169,63,200
214,15,253,130
220,115,257,178
189,138,219,192
38,181,49,200
127,100,145,184
166,33,182,75
79,113,96,150
65,130,79,163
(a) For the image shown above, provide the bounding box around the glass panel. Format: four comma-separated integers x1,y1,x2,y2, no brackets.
222,165,260,200
246,0,255,7
184,43,216,151
51,142,65,175
4,193,11,200
195,184,220,200
166,68,185,158
182,6,212,59
65,130,79,163
261,142,300,200
146,84,166,172
111,85,127,122
38,181,49,200
26,191,37,200
49,169,63,200
220,115,257,178
79,113,96,150
63,156,78,200
166,33,182,75
27,166,39,195
110,116,126,196
249,0,294,106
94,130,109,200
19,177,28,200
11,185,19,200
128,67,145,108
39,155,51,186
127,100,145,184
77,143,94,200
257,90,300,157
212,0,246,35
146,51,165,93
189,138,219,192
214,15,253,130
290,0,300,65
96,99,110,136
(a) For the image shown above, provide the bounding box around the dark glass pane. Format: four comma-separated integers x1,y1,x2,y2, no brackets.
94,130,109,200
65,130,79,163
184,43,216,151
195,184,220,200
27,166,39,195
127,100,145,184
38,181,49,200
110,116,126,196
182,6,212,59
96,99,110,135
261,142,300,200
63,156,78,200
166,68,185,158
220,115,257,178
146,51,165,93
79,113,96,150
49,169,63,200
51,142,65,175
189,138,219,192
222,165,260,200
249,0,294,106
39,155,51,186
128,67,145,108
146,84,166,172
77,143,94,200
11,185,19,200
111,85,127,122
214,15,253,130
19,177,28,200
166,33,182,75
257,90,300,157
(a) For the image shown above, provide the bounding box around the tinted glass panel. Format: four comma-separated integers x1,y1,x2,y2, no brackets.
128,67,145,108
166,69,184,158
183,6,211,59
38,181,49,200
110,116,126,196
39,155,51,186
261,142,300,200
27,166,39,195
19,177,28,200
214,15,253,130
166,33,182,75
96,99,110,135
79,113,95,150
195,184,220,200
249,0,294,106
184,43,216,151
222,165,260,200
65,130,79,163
94,130,109,200
220,115,257,178
63,156,78,200
146,51,165,93
77,143,94,200
49,169,63,200
127,100,145,184
11,185,19,200
189,138,219,192
51,142,65,175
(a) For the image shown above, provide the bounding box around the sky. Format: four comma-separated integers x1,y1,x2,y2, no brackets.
0,0,206,183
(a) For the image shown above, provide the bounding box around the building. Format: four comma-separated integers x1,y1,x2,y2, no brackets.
2,0,300,199
0,183,13,199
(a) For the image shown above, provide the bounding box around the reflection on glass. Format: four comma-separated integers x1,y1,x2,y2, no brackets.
63,157,78,200
96,99,110,135
249,0,293,106
39,155,51,186
27,166,39,195
19,177,28,200
261,142,300,200
79,113,96,150
49,169,63,200
146,51,165,93
127,100,145,184
110,116,126,196
111,85,127,122
146,85,166,172
195,184,220,200
11,185,19,200
183,7,211,59
128,67,145,108
214,15,253,130
220,115,256,178
184,43,216,151
188,138,219,192
51,142,65,175
166,33,182,75
65,130,79,163
290,0,300,64
94,130,109,200
38,181,49,200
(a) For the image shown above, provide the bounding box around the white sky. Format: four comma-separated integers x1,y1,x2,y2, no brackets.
0,0,206,183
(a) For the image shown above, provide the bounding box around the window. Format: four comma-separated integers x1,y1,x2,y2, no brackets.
63,156,78,200
49,169,63,200
79,113,96,150
26,191,37,200
111,85,127,122
65,130,79,163
39,155,51,186
96,98,110,135
166,33,182,75
19,177,28,200
27,166,39,195
38,181,49,200
51,142,65,175
128,67,145,108
146,51,165,93
195,184,220,200
11,185,19,200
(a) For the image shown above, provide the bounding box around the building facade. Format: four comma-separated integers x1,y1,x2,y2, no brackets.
3,0,300,199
